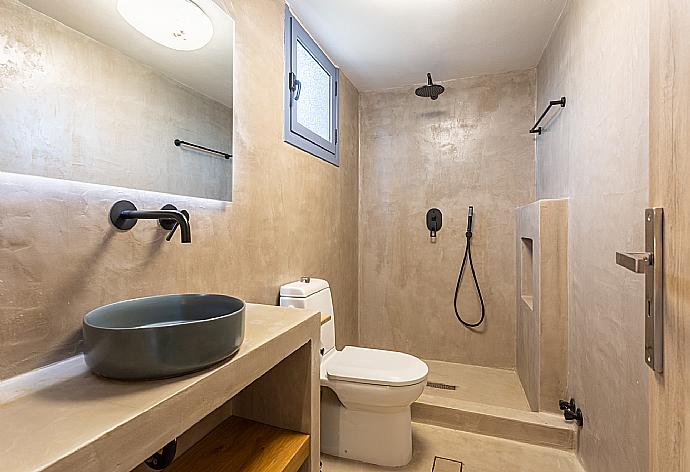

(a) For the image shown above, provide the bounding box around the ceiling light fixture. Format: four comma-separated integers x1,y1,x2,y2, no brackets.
116,0,214,51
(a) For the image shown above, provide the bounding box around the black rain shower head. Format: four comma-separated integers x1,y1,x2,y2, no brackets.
415,73,445,100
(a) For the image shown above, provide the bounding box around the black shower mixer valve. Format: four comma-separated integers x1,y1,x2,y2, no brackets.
426,208,443,243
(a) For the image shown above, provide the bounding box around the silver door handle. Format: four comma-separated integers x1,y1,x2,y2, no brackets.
615,252,652,273
615,208,664,373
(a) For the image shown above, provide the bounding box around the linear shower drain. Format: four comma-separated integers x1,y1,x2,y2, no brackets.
427,381,457,390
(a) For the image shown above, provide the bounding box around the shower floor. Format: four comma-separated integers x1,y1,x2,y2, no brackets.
422,360,531,411
413,360,577,451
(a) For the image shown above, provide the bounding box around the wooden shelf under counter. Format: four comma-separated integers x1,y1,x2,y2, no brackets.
166,416,310,472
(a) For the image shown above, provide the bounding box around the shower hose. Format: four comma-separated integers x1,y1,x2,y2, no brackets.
453,206,486,328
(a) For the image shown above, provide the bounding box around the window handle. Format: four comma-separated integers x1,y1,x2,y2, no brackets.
289,72,301,101
294,80,301,100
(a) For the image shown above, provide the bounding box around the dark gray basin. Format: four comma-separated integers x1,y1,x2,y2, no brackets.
83,294,245,380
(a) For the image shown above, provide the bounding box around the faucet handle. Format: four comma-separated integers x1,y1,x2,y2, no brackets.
159,205,189,241
164,209,190,241
159,204,179,231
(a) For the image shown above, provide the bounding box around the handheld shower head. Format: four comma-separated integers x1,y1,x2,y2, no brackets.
454,204,485,328
415,73,445,100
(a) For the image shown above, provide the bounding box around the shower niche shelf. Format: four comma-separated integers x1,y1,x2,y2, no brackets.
521,295,534,311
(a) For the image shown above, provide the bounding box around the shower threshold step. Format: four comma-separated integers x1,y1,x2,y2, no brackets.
413,394,578,451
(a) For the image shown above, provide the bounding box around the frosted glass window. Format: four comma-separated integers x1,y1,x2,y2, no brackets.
284,7,339,166
295,39,331,141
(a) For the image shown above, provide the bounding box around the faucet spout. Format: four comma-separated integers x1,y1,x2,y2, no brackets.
110,200,192,243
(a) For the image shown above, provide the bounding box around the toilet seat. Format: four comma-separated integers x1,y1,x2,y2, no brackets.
323,346,428,387
321,347,428,413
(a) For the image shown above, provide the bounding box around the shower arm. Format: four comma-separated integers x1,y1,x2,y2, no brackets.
529,97,566,135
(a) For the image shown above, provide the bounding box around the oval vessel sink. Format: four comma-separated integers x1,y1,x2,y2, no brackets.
83,294,245,380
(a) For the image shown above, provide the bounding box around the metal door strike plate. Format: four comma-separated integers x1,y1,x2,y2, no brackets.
616,208,664,373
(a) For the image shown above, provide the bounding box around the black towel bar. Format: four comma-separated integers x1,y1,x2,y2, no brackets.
174,139,232,159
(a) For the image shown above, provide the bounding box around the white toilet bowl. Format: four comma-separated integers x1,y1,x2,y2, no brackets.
320,347,427,467
279,279,428,467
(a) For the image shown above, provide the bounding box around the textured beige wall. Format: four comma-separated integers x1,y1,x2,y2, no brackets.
1,0,234,201
0,0,359,379
358,70,536,368
536,0,649,470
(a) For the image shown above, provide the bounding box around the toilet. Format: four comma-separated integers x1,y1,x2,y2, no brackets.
280,278,428,467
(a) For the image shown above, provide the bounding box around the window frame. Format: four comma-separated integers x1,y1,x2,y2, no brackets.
284,6,339,166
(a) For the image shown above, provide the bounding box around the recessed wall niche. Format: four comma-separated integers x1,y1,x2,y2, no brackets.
520,238,534,309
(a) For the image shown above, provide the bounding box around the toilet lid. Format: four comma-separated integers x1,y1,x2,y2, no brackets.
326,346,428,387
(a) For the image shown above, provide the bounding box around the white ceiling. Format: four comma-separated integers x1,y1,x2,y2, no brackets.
288,0,567,91
20,0,234,107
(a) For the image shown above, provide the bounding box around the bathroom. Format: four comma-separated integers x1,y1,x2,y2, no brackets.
0,0,687,471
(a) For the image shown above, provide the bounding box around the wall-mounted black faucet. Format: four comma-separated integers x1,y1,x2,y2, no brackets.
109,200,191,243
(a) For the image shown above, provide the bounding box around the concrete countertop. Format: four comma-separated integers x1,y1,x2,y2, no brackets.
0,304,321,472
